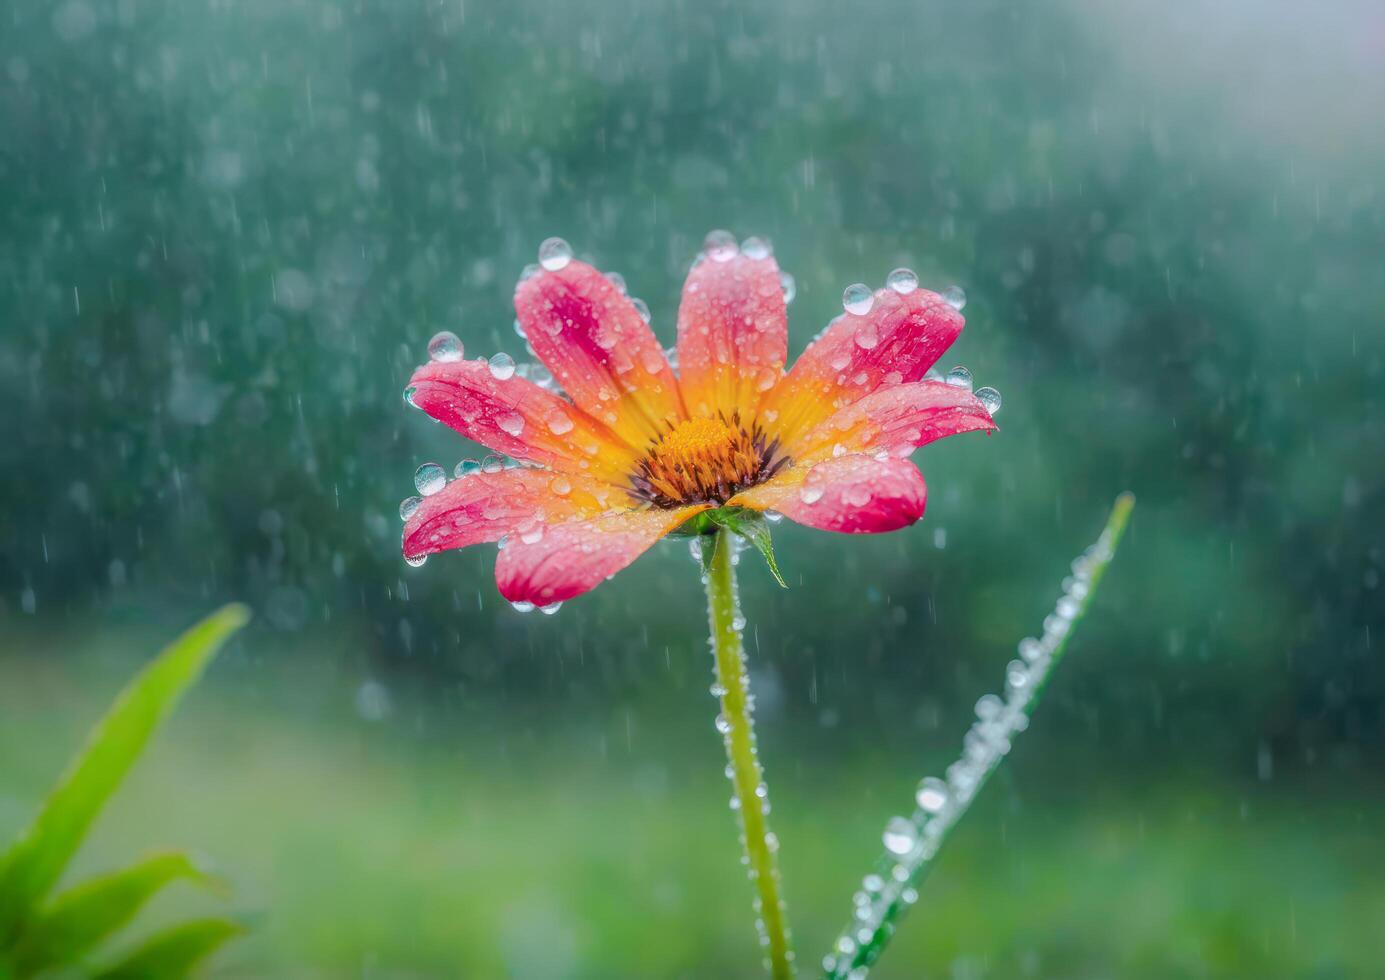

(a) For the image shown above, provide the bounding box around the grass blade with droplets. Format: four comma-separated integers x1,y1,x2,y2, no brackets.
820,494,1134,979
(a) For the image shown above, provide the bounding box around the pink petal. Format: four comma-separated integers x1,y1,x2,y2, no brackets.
495,503,709,605
728,454,928,534
792,380,996,462
514,260,684,447
762,287,964,450
675,250,788,419
403,468,611,560
406,359,637,484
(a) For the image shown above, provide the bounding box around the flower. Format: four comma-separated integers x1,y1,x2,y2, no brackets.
402,235,996,606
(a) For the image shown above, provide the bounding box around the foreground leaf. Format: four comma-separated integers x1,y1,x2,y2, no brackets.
0,605,250,946
8,852,221,977
92,919,244,980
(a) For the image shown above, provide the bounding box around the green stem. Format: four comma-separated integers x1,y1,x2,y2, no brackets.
703,529,795,979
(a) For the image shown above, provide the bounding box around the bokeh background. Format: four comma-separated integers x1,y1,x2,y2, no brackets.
2,0,1383,976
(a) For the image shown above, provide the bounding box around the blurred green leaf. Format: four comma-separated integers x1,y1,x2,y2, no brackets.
91,919,244,980
9,852,221,978
0,605,249,948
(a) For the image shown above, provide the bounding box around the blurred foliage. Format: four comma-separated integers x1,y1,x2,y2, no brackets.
0,607,246,978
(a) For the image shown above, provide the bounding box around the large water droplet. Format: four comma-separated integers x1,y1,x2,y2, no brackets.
497,412,525,437
538,237,572,272
427,330,463,362
886,268,918,294
975,386,1002,415
945,365,973,391
941,284,967,310
488,352,516,380
741,236,772,260
842,283,874,316
704,229,738,262
414,463,446,496
882,816,918,855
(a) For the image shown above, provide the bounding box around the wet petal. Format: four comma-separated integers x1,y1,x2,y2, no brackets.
675,250,788,420
728,454,927,534
515,259,684,446
495,503,709,605
406,359,636,484
761,287,964,449
790,380,996,462
402,467,612,560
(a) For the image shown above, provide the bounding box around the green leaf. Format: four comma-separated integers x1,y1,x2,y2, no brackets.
706,509,788,588
92,918,244,980
8,852,222,977
0,605,249,947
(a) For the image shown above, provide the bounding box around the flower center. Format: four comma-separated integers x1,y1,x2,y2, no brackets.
630,412,786,508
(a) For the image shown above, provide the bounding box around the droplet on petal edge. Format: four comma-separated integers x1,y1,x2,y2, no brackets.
631,297,652,323
605,270,627,294
538,237,572,272
941,284,967,310
741,236,772,260
944,365,973,391
842,282,874,316
975,386,1002,415
488,352,516,380
414,463,446,496
886,267,918,294
399,495,422,520
704,229,738,262
427,330,463,362
779,271,796,304
455,458,480,478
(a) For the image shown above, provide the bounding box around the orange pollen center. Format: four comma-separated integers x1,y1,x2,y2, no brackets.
630,413,786,508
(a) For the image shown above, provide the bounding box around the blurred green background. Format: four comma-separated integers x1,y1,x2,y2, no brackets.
2,0,1383,976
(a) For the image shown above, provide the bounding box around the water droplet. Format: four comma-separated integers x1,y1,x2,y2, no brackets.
480,455,504,474
941,284,967,310
741,236,772,260
540,601,563,615
704,229,738,262
517,263,541,283
915,776,949,814
1018,637,1043,662
511,600,535,613
549,475,572,496
404,553,427,568
886,267,918,294
454,458,480,478
779,271,796,304
715,713,732,734
975,386,1002,415
975,694,1004,720
1005,660,1030,691
399,495,422,520
538,237,572,272
799,484,825,504
882,816,918,855
414,463,446,496
842,283,874,316
488,352,516,380
945,365,973,391
497,412,525,437
764,510,784,523
605,270,627,294
631,297,652,322
427,330,463,362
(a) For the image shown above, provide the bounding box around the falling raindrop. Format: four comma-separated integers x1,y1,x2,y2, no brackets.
941,284,967,310
399,495,422,520
882,816,918,855
842,283,874,316
538,237,572,272
975,386,1002,415
886,268,919,294
704,229,738,262
488,352,516,380
427,330,464,362
945,366,973,391
741,236,772,260
414,463,446,496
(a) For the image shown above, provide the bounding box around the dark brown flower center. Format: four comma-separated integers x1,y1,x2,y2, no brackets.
629,412,787,508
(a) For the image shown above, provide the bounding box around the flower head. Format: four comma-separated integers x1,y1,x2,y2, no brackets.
402,234,997,606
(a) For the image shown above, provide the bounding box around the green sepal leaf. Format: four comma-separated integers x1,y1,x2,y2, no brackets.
706,509,788,588
0,605,250,946
7,852,223,977
91,918,244,980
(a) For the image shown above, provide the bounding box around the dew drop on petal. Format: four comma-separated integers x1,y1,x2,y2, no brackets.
404,553,427,568
842,282,874,316
488,352,516,380
480,454,504,474
799,484,825,505
631,297,652,322
511,600,535,613
945,365,973,391
605,270,627,294
915,776,950,814
538,237,572,272
427,330,463,362
704,229,738,262
399,495,422,520
882,816,918,855
779,271,796,304
414,463,446,496
741,236,772,260
549,475,572,496
886,268,919,294
547,411,574,435
941,284,967,310
454,458,480,478
539,601,563,615
497,412,525,437
975,386,1002,415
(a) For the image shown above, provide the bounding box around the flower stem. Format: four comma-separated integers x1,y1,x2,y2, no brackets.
703,528,795,979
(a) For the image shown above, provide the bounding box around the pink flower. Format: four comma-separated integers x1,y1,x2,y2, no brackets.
402,236,996,606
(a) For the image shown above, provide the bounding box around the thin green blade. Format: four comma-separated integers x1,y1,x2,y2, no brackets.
706,508,788,588
9,852,220,977
91,918,244,980
0,605,249,944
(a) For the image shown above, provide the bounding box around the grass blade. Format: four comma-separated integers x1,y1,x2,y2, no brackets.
0,604,249,945
820,494,1134,978
8,852,221,977
91,918,244,980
